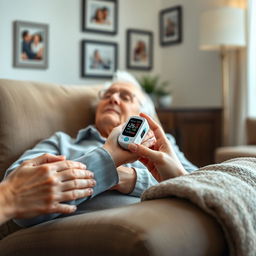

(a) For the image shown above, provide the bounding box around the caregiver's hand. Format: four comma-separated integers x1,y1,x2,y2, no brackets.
128,113,188,182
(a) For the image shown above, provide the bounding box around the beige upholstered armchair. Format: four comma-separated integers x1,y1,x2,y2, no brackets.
0,79,226,255
215,118,256,163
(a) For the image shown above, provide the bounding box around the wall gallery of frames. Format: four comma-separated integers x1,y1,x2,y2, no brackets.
13,0,182,79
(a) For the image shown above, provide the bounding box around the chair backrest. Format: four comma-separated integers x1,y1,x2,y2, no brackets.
0,79,101,181
246,117,256,145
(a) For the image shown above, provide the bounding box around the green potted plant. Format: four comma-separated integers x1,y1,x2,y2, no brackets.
138,75,172,108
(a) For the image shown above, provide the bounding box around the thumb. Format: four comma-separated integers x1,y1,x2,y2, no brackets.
128,143,160,162
29,154,66,166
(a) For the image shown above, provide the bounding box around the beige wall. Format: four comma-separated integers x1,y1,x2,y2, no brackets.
0,0,161,85
0,0,226,108
160,0,224,108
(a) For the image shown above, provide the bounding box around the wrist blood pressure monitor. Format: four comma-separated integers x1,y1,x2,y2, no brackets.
118,116,149,150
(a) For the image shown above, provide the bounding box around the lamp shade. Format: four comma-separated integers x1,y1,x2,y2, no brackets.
200,7,246,50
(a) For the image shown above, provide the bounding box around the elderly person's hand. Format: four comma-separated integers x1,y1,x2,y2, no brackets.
0,154,96,224
103,120,155,194
103,123,155,167
128,113,188,182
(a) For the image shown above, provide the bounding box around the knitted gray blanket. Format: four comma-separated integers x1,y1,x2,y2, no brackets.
141,157,256,256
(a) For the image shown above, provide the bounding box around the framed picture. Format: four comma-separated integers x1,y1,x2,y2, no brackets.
81,40,118,78
82,0,118,35
126,29,153,71
13,21,49,69
159,6,182,46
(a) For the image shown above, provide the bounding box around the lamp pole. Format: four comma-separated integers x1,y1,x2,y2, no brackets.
220,46,230,146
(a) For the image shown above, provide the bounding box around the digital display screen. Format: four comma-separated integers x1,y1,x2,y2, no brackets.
122,118,143,137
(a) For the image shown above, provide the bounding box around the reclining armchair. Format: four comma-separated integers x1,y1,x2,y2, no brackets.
0,79,226,255
215,118,256,163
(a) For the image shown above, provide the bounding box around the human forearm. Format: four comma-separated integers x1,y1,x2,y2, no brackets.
103,143,128,167
75,147,118,196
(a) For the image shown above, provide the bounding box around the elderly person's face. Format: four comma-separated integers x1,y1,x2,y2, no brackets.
95,82,144,137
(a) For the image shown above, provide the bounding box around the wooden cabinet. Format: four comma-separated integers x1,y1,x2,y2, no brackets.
157,108,222,167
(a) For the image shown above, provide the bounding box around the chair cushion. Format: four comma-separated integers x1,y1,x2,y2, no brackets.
0,199,226,256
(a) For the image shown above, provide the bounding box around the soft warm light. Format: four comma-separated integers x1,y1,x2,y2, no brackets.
227,0,247,8
200,7,246,50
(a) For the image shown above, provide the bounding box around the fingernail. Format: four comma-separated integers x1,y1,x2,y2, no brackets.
88,172,94,178
70,205,77,212
88,188,93,195
129,144,138,152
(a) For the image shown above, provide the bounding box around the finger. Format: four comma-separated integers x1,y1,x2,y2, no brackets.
47,203,77,214
141,137,156,148
58,188,94,202
143,129,154,140
58,169,94,181
44,154,66,163
24,154,66,167
61,179,96,191
50,160,87,172
139,113,166,138
139,113,159,130
128,143,161,162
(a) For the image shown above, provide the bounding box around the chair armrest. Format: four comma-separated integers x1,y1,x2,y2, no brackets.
0,198,227,256
246,118,256,145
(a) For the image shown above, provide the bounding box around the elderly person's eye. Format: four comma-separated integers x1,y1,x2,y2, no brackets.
104,91,113,98
120,92,133,102
99,89,113,99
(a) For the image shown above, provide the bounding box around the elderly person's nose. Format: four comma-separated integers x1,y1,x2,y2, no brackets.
109,91,120,104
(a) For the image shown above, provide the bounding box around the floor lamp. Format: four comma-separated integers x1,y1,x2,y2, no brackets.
199,7,246,146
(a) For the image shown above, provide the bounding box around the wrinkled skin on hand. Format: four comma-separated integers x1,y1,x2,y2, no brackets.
0,154,96,224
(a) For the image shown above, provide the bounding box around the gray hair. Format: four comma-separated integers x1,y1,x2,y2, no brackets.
104,70,157,118
139,93,158,118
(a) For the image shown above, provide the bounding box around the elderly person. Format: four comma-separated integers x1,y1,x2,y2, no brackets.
5,71,197,227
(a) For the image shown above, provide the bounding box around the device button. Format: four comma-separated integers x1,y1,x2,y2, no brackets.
140,129,146,138
124,137,129,142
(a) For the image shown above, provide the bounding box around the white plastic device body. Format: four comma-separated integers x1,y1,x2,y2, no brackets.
118,116,149,150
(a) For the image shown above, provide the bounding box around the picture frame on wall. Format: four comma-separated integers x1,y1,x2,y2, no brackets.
159,6,182,46
126,29,153,71
81,40,118,78
82,0,118,35
13,21,49,69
